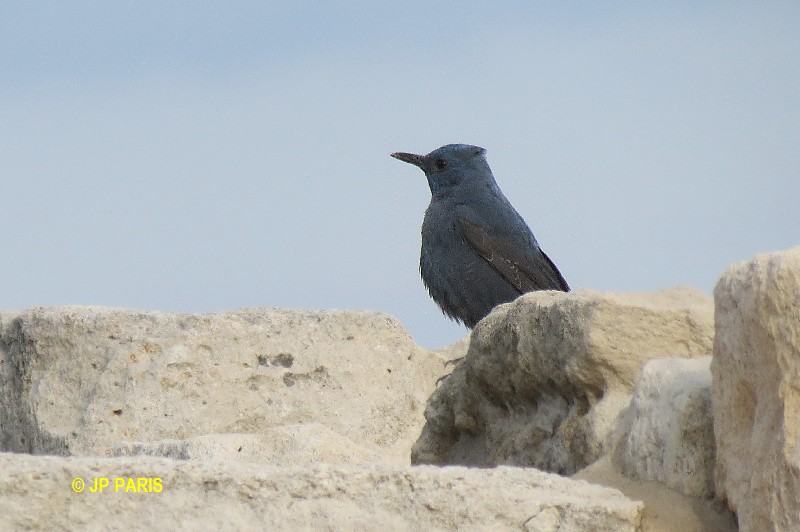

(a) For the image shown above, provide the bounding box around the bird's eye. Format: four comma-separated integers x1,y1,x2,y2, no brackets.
434,158,447,170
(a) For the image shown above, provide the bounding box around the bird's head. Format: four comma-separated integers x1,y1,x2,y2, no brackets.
391,144,493,197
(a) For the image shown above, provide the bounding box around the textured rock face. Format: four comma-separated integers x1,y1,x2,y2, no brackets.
412,287,714,475
5,296,750,530
712,247,800,531
0,306,644,529
609,357,715,498
111,425,384,465
575,457,737,532
0,307,444,463
0,453,643,531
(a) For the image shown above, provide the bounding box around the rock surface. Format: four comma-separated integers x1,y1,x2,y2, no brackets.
609,357,715,498
0,307,445,462
712,247,800,531
111,425,383,465
0,284,748,530
575,457,736,532
412,287,714,475
0,453,643,531
0,306,639,529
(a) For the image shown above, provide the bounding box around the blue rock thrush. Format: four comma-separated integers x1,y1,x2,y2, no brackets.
391,144,569,328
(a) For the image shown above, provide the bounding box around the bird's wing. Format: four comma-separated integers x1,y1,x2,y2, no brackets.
456,216,570,292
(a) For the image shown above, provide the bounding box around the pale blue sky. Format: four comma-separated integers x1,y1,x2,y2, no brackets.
2,2,798,348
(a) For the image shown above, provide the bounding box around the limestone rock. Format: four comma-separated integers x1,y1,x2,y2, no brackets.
0,307,443,463
0,452,643,531
712,247,800,531
576,457,737,532
112,425,383,465
433,335,471,363
412,287,714,475
609,357,715,498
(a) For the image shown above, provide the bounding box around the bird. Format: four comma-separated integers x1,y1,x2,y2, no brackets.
391,143,569,329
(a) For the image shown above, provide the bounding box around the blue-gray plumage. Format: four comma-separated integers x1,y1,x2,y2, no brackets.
391,144,569,328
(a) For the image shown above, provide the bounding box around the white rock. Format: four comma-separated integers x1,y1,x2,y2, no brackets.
712,246,800,531
112,425,383,465
609,357,715,498
0,307,444,463
575,457,737,532
412,287,714,475
0,452,643,531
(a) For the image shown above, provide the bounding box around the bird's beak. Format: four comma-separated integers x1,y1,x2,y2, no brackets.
391,152,423,168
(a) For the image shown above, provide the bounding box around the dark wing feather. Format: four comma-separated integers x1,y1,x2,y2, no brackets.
456,216,570,293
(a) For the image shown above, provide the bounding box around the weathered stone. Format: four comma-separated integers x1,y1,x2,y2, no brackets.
712,247,800,531
0,307,443,463
576,457,737,532
609,357,715,498
112,425,383,465
412,287,714,475
0,452,643,531
433,335,471,363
